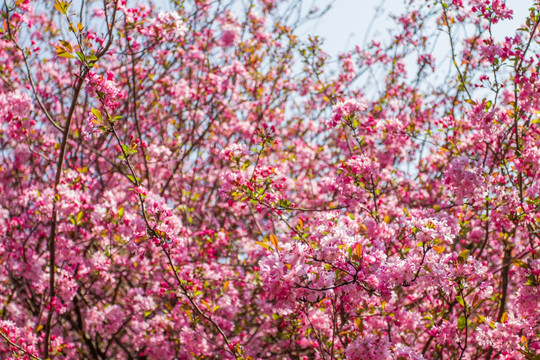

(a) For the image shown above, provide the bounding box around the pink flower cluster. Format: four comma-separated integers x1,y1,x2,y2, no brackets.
0,320,63,360
84,71,123,110
444,156,486,203
470,0,513,22
328,98,366,127
220,23,240,48
3,0,540,359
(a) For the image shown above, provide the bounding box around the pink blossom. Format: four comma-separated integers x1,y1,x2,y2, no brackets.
85,71,124,110
220,23,240,47
444,156,486,203
328,98,366,127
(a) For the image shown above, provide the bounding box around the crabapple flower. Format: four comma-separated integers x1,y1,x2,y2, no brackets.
156,11,187,38
345,334,391,360
3,1,540,359
328,99,366,127
85,71,124,110
220,23,240,47
220,143,248,160
444,156,486,203
0,90,32,122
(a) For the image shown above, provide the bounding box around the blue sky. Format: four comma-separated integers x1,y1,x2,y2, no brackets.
309,0,531,57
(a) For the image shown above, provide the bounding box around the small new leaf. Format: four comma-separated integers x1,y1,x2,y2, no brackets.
255,241,273,252
54,0,67,14
458,249,469,264
59,40,73,53
355,243,362,258
513,259,530,269
457,315,466,331
269,234,279,248
91,108,102,122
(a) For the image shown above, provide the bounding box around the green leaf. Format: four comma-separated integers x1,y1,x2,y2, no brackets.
59,40,73,53
525,274,538,286
75,51,85,63
127,174,136,184
458,249,470,264
456,296,465,307
255,241,273,252
91,108,102,122
57,51,75,59
513,259,530,269
54,0,67,14
457,315,466,331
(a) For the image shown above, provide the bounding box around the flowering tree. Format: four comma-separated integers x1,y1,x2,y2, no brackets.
1,0,540,358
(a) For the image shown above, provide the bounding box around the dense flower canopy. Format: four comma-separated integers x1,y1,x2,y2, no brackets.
1,0,540,359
